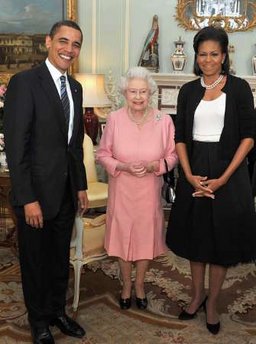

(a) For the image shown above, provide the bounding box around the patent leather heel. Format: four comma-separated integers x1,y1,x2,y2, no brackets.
204,300,220,335
206,321,220,335
119,297,131,310
179,296,208,320
136,297,148,310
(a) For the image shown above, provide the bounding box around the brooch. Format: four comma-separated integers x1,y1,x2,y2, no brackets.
155,113,162,121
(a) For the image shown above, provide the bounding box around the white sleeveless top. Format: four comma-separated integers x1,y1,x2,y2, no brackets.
193,93,226,142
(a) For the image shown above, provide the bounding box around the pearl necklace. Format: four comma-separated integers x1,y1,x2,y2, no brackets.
200,74,224,90
128,108,149,125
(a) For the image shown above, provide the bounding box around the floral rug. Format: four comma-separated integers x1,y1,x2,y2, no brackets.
0,245,256,343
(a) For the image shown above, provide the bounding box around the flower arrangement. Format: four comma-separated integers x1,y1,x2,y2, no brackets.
0,133,4,152
0,83,7,133
0,84,6,106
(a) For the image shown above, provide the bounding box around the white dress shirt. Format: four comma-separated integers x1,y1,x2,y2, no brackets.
45,58,74,143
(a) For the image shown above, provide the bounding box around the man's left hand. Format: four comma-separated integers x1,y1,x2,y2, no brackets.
77,190,89,216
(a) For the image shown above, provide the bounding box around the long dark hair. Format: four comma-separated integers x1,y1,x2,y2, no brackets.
193,26,230,76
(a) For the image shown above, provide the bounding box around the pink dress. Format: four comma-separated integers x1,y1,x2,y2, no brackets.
96,107,178,261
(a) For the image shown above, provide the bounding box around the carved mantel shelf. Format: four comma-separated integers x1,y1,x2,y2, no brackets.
151,73,256,114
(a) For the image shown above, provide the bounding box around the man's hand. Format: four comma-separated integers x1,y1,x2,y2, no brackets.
78,190,89,216
24,201,43,229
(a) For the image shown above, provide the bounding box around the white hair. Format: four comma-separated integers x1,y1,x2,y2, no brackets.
119,66,157,96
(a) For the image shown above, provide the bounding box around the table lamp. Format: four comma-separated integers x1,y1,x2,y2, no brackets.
74,73,111,144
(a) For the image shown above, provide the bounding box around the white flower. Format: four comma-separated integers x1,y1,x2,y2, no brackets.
0,133,5,151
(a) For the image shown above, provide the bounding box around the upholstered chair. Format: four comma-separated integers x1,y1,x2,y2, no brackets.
70,134,108,311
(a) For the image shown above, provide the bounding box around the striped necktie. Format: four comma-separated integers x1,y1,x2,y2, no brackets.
60,75,70,127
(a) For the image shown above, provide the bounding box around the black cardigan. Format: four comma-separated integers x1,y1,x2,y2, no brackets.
175,74,255,160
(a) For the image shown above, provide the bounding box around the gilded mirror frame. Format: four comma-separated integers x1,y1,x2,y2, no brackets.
176,0,256,33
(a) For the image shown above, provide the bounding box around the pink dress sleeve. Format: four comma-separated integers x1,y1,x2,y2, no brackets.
155,114,178,176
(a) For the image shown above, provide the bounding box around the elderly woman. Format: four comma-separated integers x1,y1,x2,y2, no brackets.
97,66,177,310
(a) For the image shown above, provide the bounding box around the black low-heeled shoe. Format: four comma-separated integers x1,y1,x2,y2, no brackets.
206,321,220,335
179,296,208,320
119,297,131,310
50,314,85,338
136,297,148,310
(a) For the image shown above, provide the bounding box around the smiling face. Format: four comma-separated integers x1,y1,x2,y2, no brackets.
125,78,150,114
196,40,225,78
45,25,82,73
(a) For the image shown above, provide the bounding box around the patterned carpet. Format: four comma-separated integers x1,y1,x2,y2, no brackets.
1,245,256,344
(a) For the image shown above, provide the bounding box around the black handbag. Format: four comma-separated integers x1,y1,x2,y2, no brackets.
161,159,176,204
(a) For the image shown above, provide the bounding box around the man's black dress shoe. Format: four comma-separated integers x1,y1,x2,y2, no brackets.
206,321,220,335
136,297,148,310
179,296,207,320
119,297,131,310
50,314,85,338
30,326,55,344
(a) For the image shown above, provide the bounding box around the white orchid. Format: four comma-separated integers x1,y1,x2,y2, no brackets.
0,133,4,151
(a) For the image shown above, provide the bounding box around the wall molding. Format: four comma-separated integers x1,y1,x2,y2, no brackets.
124,0,130,73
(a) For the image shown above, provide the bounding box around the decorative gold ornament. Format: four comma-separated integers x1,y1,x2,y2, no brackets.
175,0,256,33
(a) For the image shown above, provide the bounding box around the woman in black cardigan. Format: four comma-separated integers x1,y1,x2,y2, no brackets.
166,26,256,335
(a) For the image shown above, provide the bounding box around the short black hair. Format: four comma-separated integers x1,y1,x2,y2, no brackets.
49,20,83,42
193,26,230,76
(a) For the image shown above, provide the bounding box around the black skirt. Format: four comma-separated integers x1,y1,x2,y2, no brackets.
166,141,256,267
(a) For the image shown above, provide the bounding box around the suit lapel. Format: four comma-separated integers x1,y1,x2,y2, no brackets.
37,63,68,140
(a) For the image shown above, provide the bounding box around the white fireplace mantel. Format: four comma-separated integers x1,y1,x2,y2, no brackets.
151,73,256,114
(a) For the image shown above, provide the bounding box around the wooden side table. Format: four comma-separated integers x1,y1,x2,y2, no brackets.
0,170,17,247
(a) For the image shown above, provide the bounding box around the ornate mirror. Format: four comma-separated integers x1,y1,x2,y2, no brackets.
176,0,256,32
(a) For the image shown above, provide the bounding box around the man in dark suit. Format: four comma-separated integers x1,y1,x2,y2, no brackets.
4,20,88,344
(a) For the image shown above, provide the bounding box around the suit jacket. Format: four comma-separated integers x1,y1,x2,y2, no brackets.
4,62,87,220
175,74,255,161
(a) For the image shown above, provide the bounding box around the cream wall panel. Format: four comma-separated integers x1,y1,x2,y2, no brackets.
96,0,126,76
78,0,127,79
78,0,93,73
78,0,256,78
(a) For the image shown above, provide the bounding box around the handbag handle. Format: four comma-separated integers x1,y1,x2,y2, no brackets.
163,159,175,187
163,159,169,183
163,159,169,172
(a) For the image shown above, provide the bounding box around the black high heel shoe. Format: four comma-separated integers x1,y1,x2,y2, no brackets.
206,321,220,335
136,297,148,310
119,297,131,310
204,300,220,335
179,296,208,320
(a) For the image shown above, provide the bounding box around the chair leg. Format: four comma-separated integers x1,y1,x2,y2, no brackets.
72,260,84,311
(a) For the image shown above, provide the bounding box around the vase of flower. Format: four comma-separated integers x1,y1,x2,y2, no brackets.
0,133,7,169
0,84,7,170
0,83,7,132
170,37,187,73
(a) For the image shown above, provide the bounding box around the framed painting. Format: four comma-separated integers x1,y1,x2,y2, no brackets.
0,0,77,84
